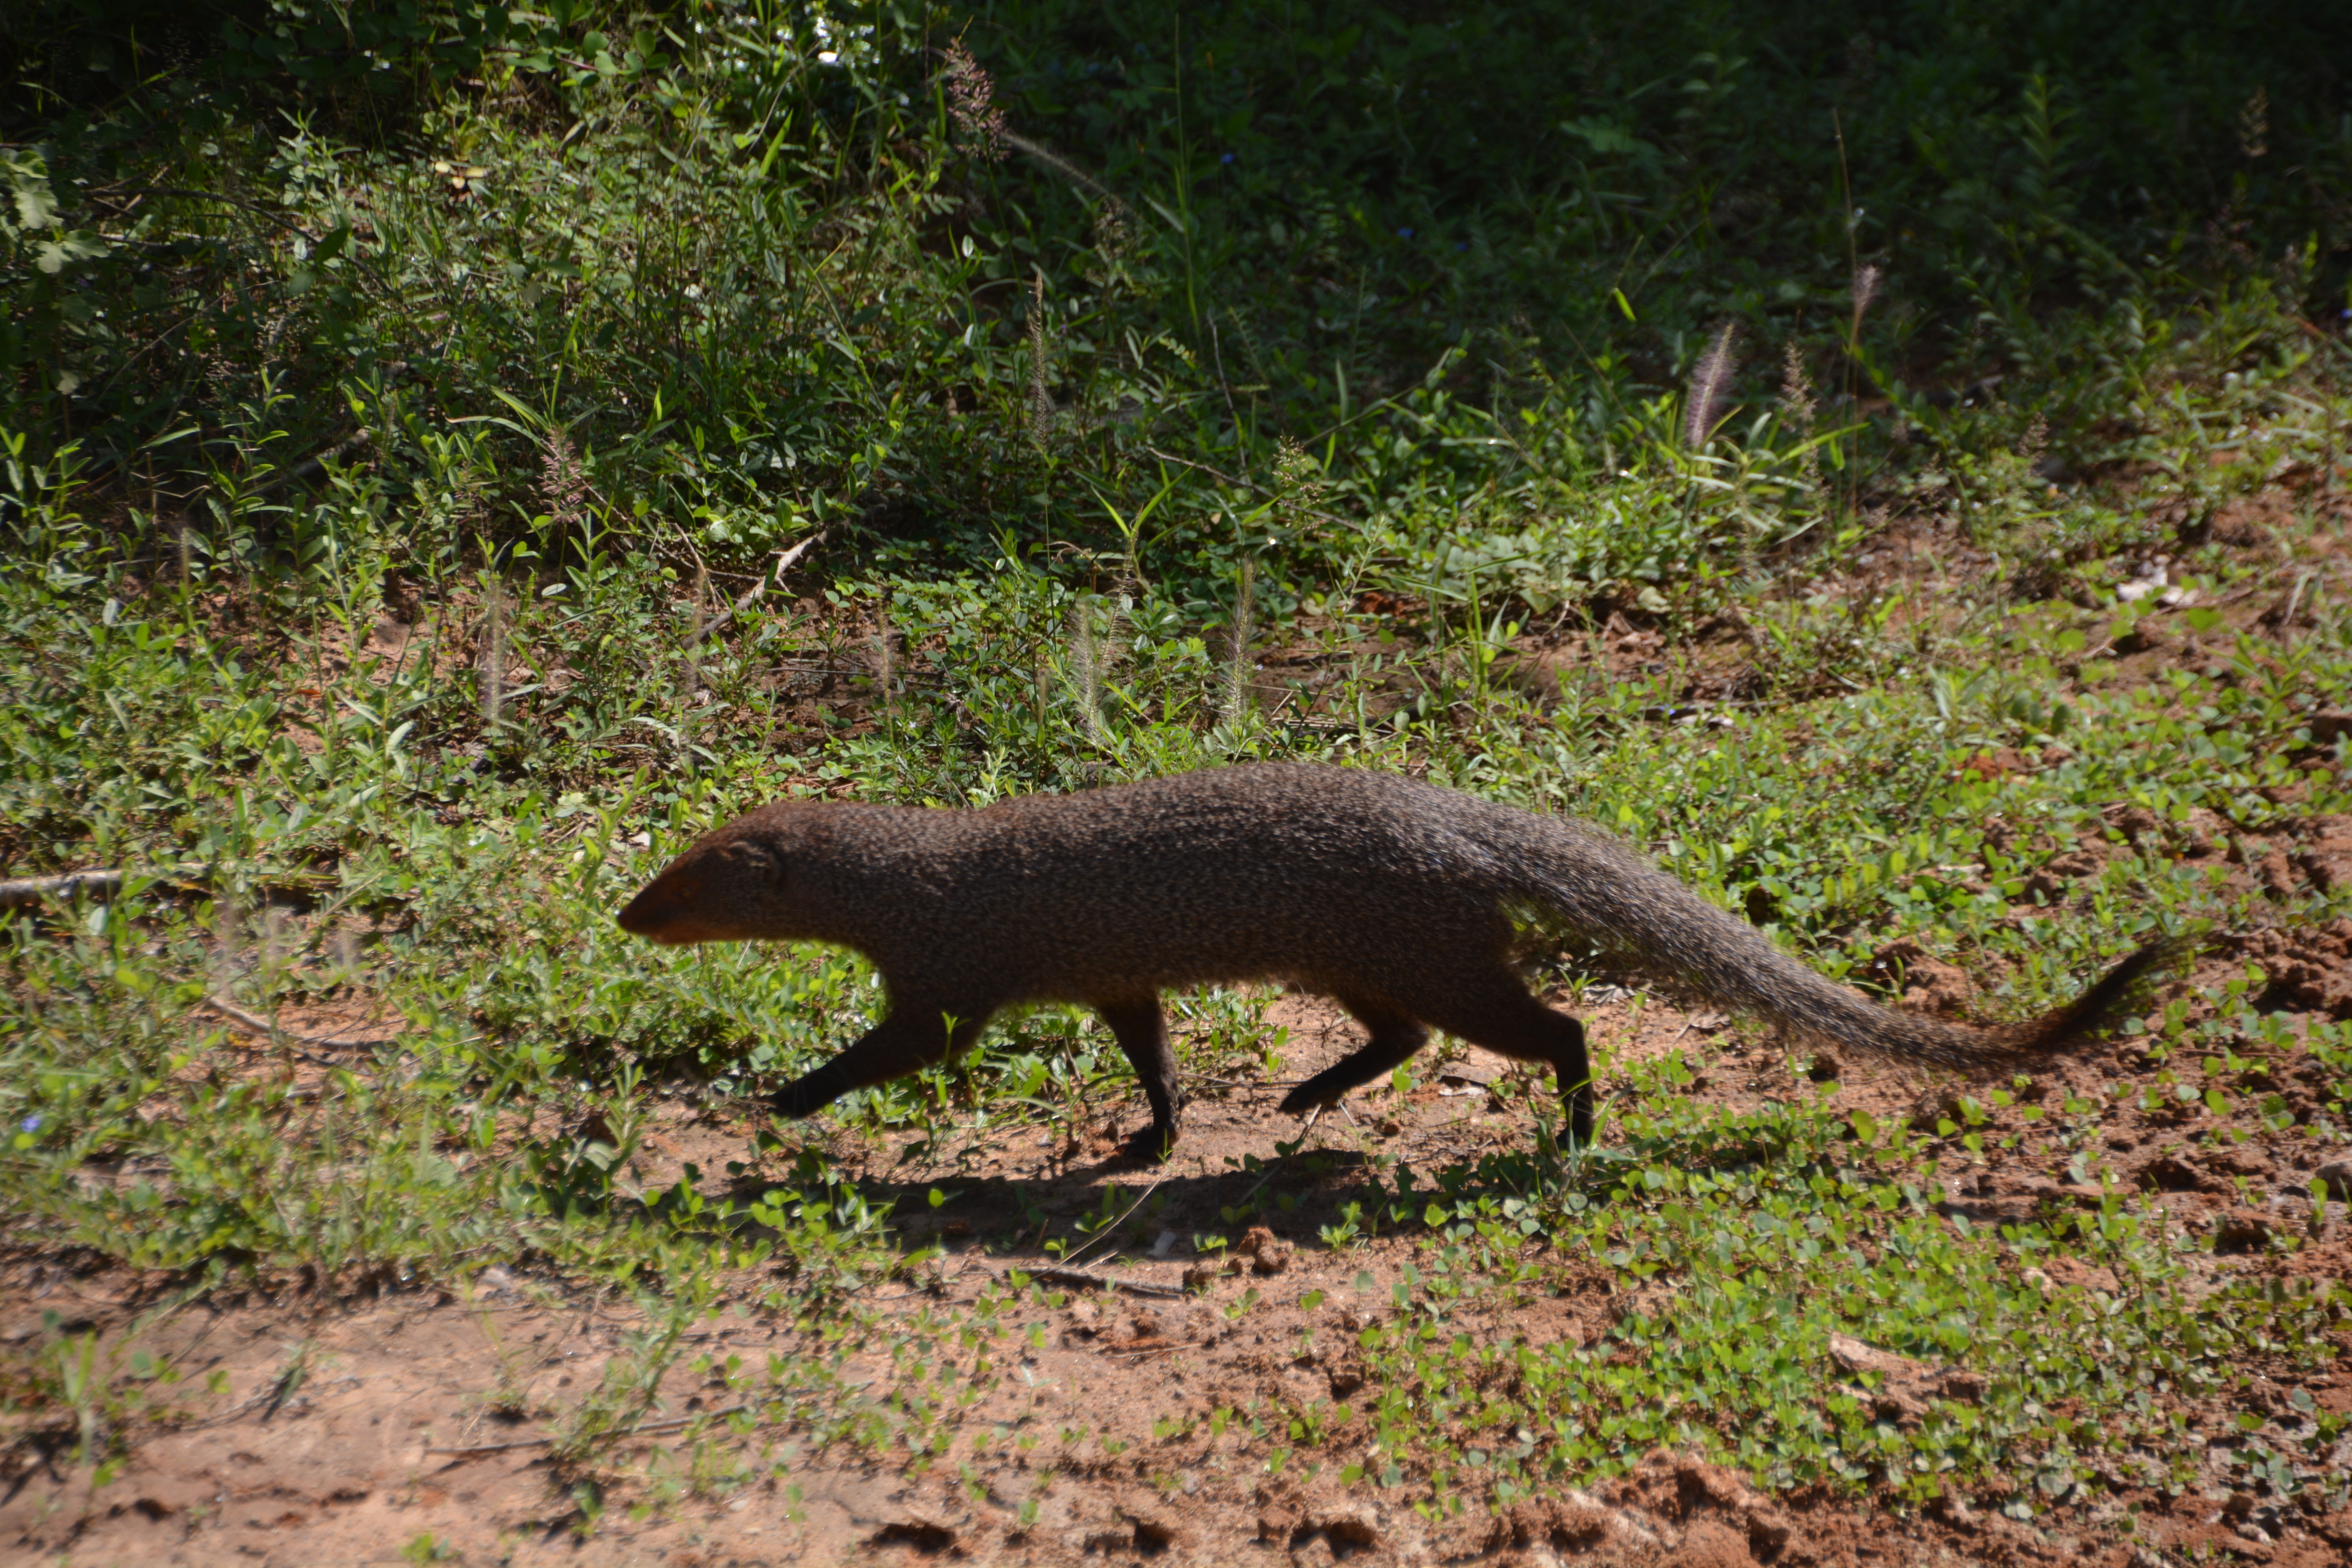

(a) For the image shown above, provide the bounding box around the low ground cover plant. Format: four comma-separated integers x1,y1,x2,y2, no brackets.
2,2,2348,1561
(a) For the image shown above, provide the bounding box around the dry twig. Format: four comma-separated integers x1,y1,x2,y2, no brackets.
684,532,827,649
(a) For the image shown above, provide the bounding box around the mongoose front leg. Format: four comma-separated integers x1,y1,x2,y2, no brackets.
770,1005,984,1122
1094,997,1181,1162
1277,1000,1430,1117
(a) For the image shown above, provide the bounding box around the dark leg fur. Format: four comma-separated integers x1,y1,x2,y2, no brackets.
1279,978,1593,1146
1095,997,1182,1162
1419,982,1592,1146
1278,1000,1429,1116
771,1005,987,1122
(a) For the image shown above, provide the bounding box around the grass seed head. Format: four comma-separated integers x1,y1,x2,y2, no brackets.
1684,322,1741,448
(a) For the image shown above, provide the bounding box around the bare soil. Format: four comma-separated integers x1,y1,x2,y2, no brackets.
8,933,2351,1567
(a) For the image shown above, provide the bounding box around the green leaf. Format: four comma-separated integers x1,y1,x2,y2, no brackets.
34,232,109,274
5,151,58,232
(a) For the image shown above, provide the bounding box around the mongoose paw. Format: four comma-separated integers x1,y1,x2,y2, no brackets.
769,1080,823,1121
1120,1121,1178,1164
769,1063,852,1122
1276,1084,1336,1117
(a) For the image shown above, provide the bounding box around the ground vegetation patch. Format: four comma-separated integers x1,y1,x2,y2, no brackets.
4,3,2351,1563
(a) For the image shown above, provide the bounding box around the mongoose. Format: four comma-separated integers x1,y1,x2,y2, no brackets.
617,762,2173,1158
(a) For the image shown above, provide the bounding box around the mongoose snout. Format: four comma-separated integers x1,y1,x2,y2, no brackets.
617,762,2180,1162
615,871,724,944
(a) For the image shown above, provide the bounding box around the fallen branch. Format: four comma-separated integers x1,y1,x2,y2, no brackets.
1051,1174,1166,1273
425,1433,566,1458
1185,1074,1310,1091
0,869,128,907
685,531,828,649
426,1392,851,1458
424,1405,746,1458
999,1264,1186,1300
0,864,338,908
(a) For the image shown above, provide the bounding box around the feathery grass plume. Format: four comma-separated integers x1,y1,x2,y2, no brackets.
2018,413,2049,472
541,428,589,540
1091,200,1133,266
1002,128,1119,203
2238,86,2269,159
942,39,1007,161
1222,557,1257,723
1028,271,1051,444
1682,322,1740,448
1849,263,1882,347
1841,268,1883,520
1780,340,1825,500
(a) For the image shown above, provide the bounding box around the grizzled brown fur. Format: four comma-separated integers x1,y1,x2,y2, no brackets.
618,763,2174,1158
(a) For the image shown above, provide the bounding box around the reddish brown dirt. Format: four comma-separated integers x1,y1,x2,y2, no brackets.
7,935,2350,1566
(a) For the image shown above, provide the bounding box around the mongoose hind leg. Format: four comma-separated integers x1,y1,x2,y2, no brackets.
1094,997,1181,1162
1277,1000,1430,1117
771,1004,988,1122
1418,980,1593,1146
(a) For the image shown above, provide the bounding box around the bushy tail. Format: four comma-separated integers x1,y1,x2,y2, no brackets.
1493,815,2184,1072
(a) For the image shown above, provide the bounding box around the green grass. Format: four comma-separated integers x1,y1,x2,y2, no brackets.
4,0,2351,1544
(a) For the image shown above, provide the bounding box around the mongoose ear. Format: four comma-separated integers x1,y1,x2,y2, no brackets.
725,839,783,882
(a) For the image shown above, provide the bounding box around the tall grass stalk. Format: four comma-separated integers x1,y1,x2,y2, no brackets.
1068,603,1104,745
1222,557,1256,725
479,579,506,729
1029,272,1051,446
683,561,707,774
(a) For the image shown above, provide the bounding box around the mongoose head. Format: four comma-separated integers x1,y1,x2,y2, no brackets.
617,813,803,946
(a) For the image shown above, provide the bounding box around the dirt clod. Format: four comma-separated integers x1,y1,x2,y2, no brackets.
1239,1224,1295,1274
